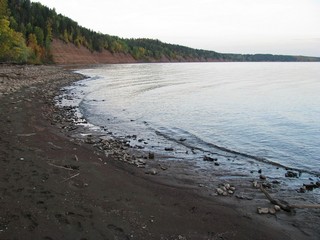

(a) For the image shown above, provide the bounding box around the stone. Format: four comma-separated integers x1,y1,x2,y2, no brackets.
224,183,230,189
203,156,217,162
216,188,224,195
269,208,276,215
138,159,146,165
229,186,236,191
274,205,281,211
164,147,174,151
260,174,267,180
253,181,260,188
257,207,269,214
148,152,155,159
145,168,158,175
285,171,298,178
228,190,234,195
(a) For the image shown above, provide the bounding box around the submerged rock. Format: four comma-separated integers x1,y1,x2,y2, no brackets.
285,171,298,178
203,156,217,162
164,147,174,151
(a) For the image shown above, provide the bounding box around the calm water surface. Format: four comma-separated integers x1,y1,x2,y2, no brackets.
73,63,320,175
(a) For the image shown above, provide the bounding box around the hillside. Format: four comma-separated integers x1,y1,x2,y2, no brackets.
1,0,320,64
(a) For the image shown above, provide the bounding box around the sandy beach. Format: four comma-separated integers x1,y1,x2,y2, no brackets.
0,64,319,240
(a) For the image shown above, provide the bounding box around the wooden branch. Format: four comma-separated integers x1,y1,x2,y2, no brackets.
260,186,292,212
61,173,80,183
74,154,79,161
289,204,320,209
260,186,320,211
47,162,75,171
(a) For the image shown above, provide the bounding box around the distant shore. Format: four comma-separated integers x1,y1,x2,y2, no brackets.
0,64,318,240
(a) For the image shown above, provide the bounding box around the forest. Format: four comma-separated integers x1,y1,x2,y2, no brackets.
1,0,319,63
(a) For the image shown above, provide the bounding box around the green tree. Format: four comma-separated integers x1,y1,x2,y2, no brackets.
34,26,44,46
0,0,8,19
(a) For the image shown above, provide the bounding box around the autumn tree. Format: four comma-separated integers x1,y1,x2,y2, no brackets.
0,18,30,63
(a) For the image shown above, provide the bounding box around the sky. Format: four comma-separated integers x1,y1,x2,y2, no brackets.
32,0,320,57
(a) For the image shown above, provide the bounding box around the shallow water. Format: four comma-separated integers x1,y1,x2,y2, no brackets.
72,62,320,177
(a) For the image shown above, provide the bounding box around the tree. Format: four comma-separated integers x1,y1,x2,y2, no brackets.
34,26,44,46
0,0,8,19
0,18,30,63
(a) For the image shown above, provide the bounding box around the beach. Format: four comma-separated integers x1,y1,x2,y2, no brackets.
0,64,319,240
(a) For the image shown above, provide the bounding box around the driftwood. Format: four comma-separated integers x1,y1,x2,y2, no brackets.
260,186,320,212
47,162,75,171
61,173,80,183
74,155,79,161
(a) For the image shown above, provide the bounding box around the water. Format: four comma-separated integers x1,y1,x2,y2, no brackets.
69,62,320,176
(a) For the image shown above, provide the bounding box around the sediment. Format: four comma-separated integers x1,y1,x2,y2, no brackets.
0,64,318,240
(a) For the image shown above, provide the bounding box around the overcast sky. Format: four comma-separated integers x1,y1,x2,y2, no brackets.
32,0,320,57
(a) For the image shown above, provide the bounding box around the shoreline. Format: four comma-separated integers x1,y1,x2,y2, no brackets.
0,64,319,239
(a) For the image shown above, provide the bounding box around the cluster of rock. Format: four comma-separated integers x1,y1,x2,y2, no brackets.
0,65,83,96
257,205,281,215
216,183,236,196
203,155,220,166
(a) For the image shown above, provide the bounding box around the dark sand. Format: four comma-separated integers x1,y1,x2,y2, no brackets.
0,64,318,240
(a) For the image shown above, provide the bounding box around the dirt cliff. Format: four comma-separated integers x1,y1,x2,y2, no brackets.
51,39,137,65
50,39,219,65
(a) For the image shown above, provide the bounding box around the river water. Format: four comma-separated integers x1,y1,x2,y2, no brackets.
68,63,319,178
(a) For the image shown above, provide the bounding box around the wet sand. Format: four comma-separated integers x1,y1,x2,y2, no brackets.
0,64,318,240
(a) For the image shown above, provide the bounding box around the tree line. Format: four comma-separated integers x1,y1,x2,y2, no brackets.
0,0,319,64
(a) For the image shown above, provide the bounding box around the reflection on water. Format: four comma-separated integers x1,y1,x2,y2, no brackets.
76,62,320,175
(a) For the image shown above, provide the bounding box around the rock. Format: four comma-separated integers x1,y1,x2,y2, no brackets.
214,162,220,166
222,191,228,196
269,208,276,215
179,138,186,142
298,186,306,193
274,205,281,211
138,159,146,165
303,183,319,191
257,207,269,214
258,169,262,174
285,170,298,178
228,190,234,194
224,183,230,189
148,152,155,159
145,168,158,175
260,175,266,180
216,188,224,195
229,186,236,191
164,147,174,151
253,181,260,188
203,156,217,162
221,186,227,191
272,180,281,184
262,182,272,188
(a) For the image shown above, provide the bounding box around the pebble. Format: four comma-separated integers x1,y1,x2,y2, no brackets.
145,168,158,175
253,181,260,188
148,152,155,159
216,188,224,195
257,207,269,214
260,175,267,180
285,170,298,178
274,205,281,211
269,208,276,215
